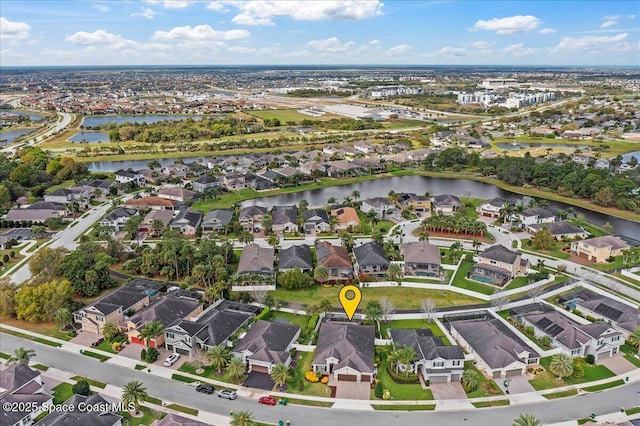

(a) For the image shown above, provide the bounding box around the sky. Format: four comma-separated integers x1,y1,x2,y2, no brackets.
1,0,639,67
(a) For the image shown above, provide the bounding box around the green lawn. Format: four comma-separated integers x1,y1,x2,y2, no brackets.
472,399,510,407
80,350,110,362
583,379,625,392
178,363,243,385
165,403,198,416
379,320,450,344
71,376,106,389
52,383,74,404
451,261,497,295
271,311,311,329
373,359,434,401
371,404,436,411
464,361,504,398
504,276,532,291
529,357,616,390
270,285,484,310
120,407,158,426
171,373,198,384
0,352,10,359
591,256,636,272
287,351,331,397
543,389,578,399
620,344,640,368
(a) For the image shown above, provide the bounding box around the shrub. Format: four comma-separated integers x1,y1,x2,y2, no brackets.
524,326,534,336
308,314,319,332
585,315,597,323
374,381,383,398
585,354,595,364
572,364,585,380
382,389,391,400
72,380,91,396
321,376,329,384
297,378,305,392
112,342,123,352
305,371,319,383
145,347,159,363
254,308,272,322
140,349,147,361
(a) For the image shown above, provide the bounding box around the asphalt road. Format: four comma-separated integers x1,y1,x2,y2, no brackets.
1,332,638,426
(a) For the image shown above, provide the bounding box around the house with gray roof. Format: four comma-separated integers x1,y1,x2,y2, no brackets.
353,241,390,277
232,320,301,374
192,175,220,193
517,207,557,227
520,310,623,359
37,394,122,426
0,364,53,426
151,413,211,426
164,300,256,356
239,205,267,232
271,206,298,234
170,209,203,237
526,221,588,240
115,169,145,186
5,201,65,222
202,209,233,233
315,241,353,282
361,197,394,218
467,244,529,287
389,328,465,383
432,194,462,216
303,209,330,234
449,317,540,378
476,198,509,218
99,207,138,231
401,241,441,277
278,244,313,272
237,243,275,276
312,322,375,383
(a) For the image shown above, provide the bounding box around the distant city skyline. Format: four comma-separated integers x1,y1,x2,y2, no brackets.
1,0,639,67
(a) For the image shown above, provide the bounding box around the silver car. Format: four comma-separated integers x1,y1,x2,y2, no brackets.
218,389,237,400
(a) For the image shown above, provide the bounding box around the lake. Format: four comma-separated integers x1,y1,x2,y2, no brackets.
68,131,110,143
622,151,640,163
0,128,34,145
239,175,640,241
495,143,591,151
81,115,211,127
0,109,45,120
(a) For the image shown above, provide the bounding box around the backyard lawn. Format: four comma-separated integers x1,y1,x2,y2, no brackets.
271,285,484,310
528,356,616,390
451,261,496,295
379,319,451,344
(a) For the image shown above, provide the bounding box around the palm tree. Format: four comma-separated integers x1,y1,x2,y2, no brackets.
270,363,290,391
313,265,329,283
267,233,280,249
364,300,382,336
327,196,337,206
627,326,640,352
102,322,120,341
394,345,417,377
140,321,165,348
150,218,165,237
351,190,360,201
549,353,573,381
386,263,403,283
419,229,430,241
512,413,541,426
54,307,72,328
226,357,246,383
365,209,378,228
317,297,333,313
230,410,257,426
238,230,254,245
388,190,399,205
207,345,231,375
472,239,482,254
121,380,148,415
461,369,480,392
8,347,36,365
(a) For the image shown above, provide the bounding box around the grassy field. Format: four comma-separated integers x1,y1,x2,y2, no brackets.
379,319,450,344
270,285,484,310
528,357,616,390
52,383,74,404
0,326,62,346
463,361,504,398
0,249,25,275
245,109,344,123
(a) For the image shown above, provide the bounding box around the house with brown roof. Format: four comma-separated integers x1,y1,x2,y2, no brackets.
401,241,441,277
315,241,353,282
239,205,267,232
140,209,173,234
158,187,196,203
237,243,275,276
570,235,631,263
467,244,530,287
125,196,178,211
232,320,301,374
330,206,360,230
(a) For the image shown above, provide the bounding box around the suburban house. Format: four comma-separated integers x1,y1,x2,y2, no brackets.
330,206,360,230
315,241,354,282
516,207,557,227
139,209,173,234
353,241,390,277
37,394,123,426
519,310,623,359
125,196,178,211
115,169,145,186
201,209,233,233
221,173,246,191
158,187,196,203
312,322,375,383
388,328,464,383
99,207,138,231
570,236,631,263
76,179,115,197
476,198,508,218
43,188,77,204
398,193,431,212
232,320,301,374
73,279,166,335
0,364,53,426
237,243,275,276
124,293,203,347
278,244,313,272
467,244,530,287
401,241,441,277
449,317,540,378
271,206,298,234
303,209,331,234
5,202,65,222
526,222,588,240
432,194,462,215
361,197,394,218
558,288,640,336
192,175,220,193
164,300,257,356
169,209,203,236
239,205,267,232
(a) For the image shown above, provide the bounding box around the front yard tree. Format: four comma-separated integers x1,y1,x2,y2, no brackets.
238,230,254,245
121,380,148,415
230,410,257,426
313,265,329,283
549,353,574,381
267,233,280,249
226,357,246,382
627,326,640,350
270,363,290,391
461,369,480,392
140,321,164,348
207,345,230,375
531,228,554,250
191,348,210,374
102,322,120,342
395,345,417,377
512,413,541,426
8,347,36,365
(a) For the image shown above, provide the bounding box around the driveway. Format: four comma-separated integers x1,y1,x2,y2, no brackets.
71,331,101,347
334,380,371,400
597,354,637,375
498,375,536,394
243,372,275,391
118,341,146,361
430,382,467,400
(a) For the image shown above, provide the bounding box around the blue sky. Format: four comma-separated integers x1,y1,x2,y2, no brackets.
1,1,639,66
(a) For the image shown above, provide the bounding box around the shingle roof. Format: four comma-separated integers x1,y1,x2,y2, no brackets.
237,243,274,274
389,328,464,361
103,207,137,222
521,207,556,218
278,244,313,270
479,244,520,264
36,394,122,426
128,296,201,328
401,241,441,265
354,241,390,267
170,210,203,228
433,194,462,206
233,320,300,364
151,413,211,426
316,241,352,268
272,206,298,225
580,235,631,250
240,205,267,219
529,221,584,235
303,209,329,223
312,323,375,374
0,364,40,394
202,209,233,227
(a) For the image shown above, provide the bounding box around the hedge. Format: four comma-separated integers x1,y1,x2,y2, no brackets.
308,314,319,331
387,367,420,384
254,308,272,322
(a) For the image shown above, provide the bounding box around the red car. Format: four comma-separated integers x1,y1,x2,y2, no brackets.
258,396,277,406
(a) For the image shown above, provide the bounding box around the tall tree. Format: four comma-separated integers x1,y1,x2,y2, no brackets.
364,300,382,336
394,345,417,377
461,369,480,392
226,357,246,382
270,363,290,391
230,410,257,426
420,298,437,324
207,345,231,375
121,380,148,415
102,322,120,341
386,263,403,283
380,296,395,324
8,347,36,365
140,321,165,348
549,353,573,381
313,265,329,283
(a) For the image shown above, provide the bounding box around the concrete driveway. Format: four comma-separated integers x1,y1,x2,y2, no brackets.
332,379,371,400
430,382,467,400
71,331,102,347
498,375,536,394
597,354,637,375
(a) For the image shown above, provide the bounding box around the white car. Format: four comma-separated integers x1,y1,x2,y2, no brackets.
163,353,180,366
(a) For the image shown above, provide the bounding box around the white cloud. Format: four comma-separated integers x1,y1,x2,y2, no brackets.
307,37,354,52
556,33,633,51
131,8,156,19
153,25,250,41
629,14,636,19
227,45,256,53
474,15,541,35
222,1,384,26
601,20,617,28
144,0,197,9
502,43,538,57
539,28,556,34
0,17,31,40
385,44,411,55
471,40,494,49
369,39,380,44
433,46,466,56
93,4,110,13
206,1,229,12
603,15,620,20
66,29,139,49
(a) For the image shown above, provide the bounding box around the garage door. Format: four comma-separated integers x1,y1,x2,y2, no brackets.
251,365,269,374
175,347,191,355
338,374,358,382
361,375,371,382
131,336,143,345
451,374,461,381
493,371,502,379
506,369,522,377
429,375,448,383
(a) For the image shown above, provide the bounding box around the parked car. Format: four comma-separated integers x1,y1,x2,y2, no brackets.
163,353,180,366
218,390,237,400
91,338,104,347
258,396,277,406
196,384,215,394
